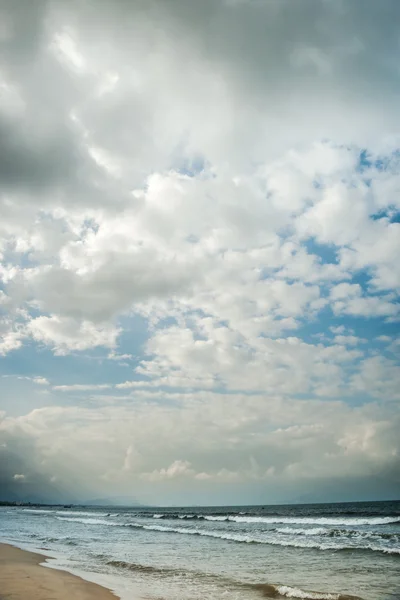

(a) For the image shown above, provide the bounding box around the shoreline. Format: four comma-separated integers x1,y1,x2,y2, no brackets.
0,543,120,600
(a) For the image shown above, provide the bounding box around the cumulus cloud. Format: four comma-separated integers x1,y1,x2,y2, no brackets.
2,375,50,385
32,377,50,385
26,316,121,354
1,392,399,504
53,384,112,392
142,460,195,482
0,0,399,503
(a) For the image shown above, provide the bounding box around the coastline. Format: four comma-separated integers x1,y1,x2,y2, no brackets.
0,543,120,600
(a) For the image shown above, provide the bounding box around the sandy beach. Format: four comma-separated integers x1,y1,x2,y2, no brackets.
0,543,118,600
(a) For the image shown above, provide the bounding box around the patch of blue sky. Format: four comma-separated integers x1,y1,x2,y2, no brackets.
357,148,373,172
344,393,380,407
357,147,400,172
370,207,400,222
0,314,148,388
294,305,398,347
147,314,178,331
1,248,37,268
114,313,149,353
0,341,108,384
350,269,373,290
374,149,400,172
0,379,57,417
303,238,339,265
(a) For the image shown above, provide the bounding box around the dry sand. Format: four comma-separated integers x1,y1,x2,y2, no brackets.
0,543,119,600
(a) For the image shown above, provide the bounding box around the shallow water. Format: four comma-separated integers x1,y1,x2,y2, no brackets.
1,501,399,600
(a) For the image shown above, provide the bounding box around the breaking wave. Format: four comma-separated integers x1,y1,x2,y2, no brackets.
275,528,400,541
225,516,400,526
55,510,110,517
22,508,110,517
149,514,400,526
257,584,359,599
56,516,119,526
124,522,400,555
22,509,56,514
50,513,400,555
276,528,328,536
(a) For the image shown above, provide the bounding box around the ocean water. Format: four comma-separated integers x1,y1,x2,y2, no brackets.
1,501,399,600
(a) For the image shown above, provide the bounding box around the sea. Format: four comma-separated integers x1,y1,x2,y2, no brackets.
1,501,399,600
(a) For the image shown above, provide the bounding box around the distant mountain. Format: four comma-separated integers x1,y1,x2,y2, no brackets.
83,496,144,507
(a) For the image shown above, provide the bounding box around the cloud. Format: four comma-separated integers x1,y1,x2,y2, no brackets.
26,316,121,354
142,460,195,482
134,320,367,398
116,381,153,389
0,0,399,504
0,328,23,356
1,392,399,504
350,356,400,402
53,384,112,392
32,377,50,385
329,283,399,319
13,473,25,480
107,352,133,361
1,375,49,385
333,335,366,347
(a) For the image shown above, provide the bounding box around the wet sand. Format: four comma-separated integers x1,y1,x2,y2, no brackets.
0,543,119,600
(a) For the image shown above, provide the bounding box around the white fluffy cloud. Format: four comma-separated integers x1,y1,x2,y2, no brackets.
53,384,112,392
0,0,399,503
27,316,121,355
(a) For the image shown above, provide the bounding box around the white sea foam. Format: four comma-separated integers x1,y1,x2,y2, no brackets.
55,510,109,517
276,528,400,541
56,516,119,526
4,505,399,600
130,523,254,542
148,513,400,526
22,508,110,517
276,585,339,599
125,522,400,554
28,509,399,555
22,509,55,514
276,527,328,536
226,515,400,526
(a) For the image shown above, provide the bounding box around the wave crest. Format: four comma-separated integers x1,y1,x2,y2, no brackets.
57,516,119,526
149,514,400,526
124,522,400,555
262,584,359,600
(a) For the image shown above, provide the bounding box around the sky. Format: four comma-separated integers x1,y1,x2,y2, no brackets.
0,0,399,507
